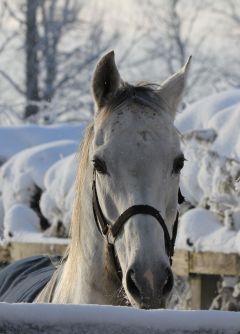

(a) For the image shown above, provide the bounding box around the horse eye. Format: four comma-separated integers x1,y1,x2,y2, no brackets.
92,158,107,174
172,155,185,174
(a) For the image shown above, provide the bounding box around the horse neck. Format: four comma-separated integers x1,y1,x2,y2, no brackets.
49,168,122,304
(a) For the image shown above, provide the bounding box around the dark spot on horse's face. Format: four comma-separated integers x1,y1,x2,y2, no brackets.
8,231,13,237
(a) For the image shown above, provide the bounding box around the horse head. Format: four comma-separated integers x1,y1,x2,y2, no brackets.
89,51,191,309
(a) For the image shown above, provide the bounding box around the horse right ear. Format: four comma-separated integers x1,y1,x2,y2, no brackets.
92,51,121,110
159,56,191,118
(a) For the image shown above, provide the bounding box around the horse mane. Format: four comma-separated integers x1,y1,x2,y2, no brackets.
69,124,94,254
51,123,95,302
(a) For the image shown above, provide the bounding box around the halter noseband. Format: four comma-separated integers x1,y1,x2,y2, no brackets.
92,170,181,281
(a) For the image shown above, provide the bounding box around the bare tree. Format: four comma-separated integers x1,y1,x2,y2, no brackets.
37,0,82,102
133,0,213,102
0,0,119,120
25,0,40,117
212,0,240,89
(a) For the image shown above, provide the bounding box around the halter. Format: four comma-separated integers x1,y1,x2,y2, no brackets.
92,170,182,281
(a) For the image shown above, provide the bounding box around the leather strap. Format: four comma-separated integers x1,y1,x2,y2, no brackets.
92,178,108,235
110,205,171,255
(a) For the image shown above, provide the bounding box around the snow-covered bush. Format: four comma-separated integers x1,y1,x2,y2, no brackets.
40,154,77,237
0,123,85,240
4,204,40,239
175,90,240,310
176,90,240,252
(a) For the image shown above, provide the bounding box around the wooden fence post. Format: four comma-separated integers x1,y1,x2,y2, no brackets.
190,274,219,309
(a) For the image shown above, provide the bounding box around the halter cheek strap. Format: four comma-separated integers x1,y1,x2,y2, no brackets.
92,170,180,279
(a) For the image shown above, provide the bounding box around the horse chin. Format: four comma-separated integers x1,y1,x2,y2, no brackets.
126,293,167,310
131,299,166,310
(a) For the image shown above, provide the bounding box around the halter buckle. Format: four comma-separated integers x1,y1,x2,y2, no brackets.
106,226,115,245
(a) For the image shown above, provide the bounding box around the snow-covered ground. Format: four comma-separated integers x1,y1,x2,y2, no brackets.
0,303,240,334
0,89,239,256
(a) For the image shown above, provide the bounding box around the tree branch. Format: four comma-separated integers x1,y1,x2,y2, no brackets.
0,31,19,53
0,70,25,95
3,0,25,25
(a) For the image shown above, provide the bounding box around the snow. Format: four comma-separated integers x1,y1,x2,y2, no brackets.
4,204,40,239
175,208,221,250
40,154,77,232
0,140,79,238
4,232,69,245
179,145,240,211
0,123,85,162
176,89,240,158
175,90,240,254
2,140,78,191
0,303,240,334
175,207,238,253
176,89,240,133
0,123,86,240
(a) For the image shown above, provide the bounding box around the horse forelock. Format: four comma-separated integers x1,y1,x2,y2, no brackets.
100,82,169,115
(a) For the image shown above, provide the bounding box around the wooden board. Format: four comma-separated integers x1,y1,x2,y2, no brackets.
0,245,10,262
172,250,189,276
1,242,240,278
189,252,240,276
9,241,68,261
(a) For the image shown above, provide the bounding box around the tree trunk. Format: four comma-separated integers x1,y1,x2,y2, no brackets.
24,0,40,118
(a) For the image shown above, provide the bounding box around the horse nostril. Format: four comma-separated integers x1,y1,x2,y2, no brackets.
162,267,174,296
126,266,174,306
126,269,141,302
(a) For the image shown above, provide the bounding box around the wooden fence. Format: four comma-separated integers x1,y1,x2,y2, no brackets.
1,241,239,310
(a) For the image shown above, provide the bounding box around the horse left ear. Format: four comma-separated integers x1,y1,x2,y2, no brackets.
92,50,121,110
159,56,191,118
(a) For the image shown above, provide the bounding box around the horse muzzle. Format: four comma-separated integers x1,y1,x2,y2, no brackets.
125,262,174,309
